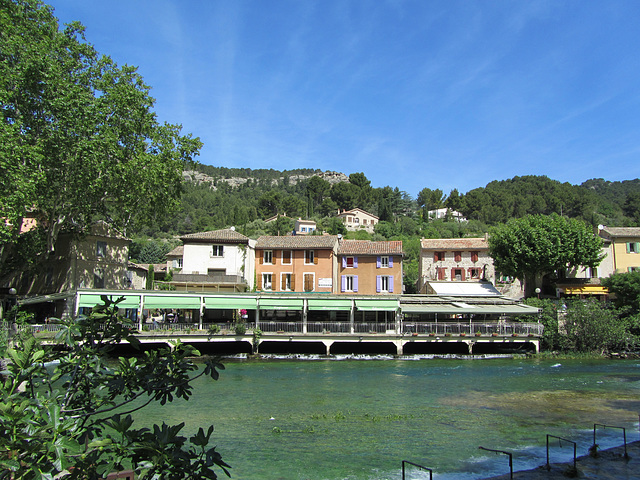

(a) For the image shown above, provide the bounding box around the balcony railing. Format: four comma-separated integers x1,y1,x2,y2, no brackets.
15,321,543,337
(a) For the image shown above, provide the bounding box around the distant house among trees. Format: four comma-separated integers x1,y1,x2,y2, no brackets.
294,218,317,235
337,208,378,233
427,208,467,222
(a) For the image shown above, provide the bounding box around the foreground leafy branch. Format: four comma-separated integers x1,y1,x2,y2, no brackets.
0,296,230,479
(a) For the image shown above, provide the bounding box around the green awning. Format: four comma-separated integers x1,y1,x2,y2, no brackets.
258,298,304,310
308,298,353,311
355,299,398,311
143,295,202,309
78,294,140,309
401,303,540,315
205,297,257,310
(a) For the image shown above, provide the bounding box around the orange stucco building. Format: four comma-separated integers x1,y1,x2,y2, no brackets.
255,235,339,293
337,240,404,294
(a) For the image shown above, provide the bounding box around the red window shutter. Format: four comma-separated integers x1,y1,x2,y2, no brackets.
454,251,462,262
461,269,466,281
434,252,438,262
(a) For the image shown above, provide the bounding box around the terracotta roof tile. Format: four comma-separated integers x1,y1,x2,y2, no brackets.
166,245,184,256
256,235,338,249
180,229,249,244
600,227,640,238
420,237,489,250
338,240,403,256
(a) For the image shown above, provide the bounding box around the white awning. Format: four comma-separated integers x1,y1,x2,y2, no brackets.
426,282,502,296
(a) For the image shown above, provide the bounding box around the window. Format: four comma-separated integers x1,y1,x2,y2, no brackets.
629,267,639,272
281,273,294,291
589,267,598,278
454,251,462,262
262,273,272,291
211,245,224,257
354,218,360,224
377,275,393,293
263,250,273,264
343,256,358,268
627,242,640,253
381,256,389,268
363,219,368,225
94,268,105,289
282,250,292,264
304,273,314,292
452,268,464,281
341,275,358,292
470,268,482,279
434,251,445,262
177,258,183,268
436,267,446,280
305,249,315,264
96,241,107,258
470,251,479,263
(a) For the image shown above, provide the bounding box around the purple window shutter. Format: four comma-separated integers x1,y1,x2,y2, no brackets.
341,275,346,292
376,275,381,293
388,276,394,293
353,276,358,292
389,256,393,267
354,257,358,268
376,256,381,268
342,257,347,268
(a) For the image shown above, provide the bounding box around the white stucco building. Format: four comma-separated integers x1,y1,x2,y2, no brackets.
174,228,256,291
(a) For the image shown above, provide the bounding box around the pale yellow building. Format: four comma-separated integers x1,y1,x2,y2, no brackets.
598,226,640,274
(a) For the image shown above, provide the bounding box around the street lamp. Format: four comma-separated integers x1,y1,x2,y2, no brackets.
535,287,541,299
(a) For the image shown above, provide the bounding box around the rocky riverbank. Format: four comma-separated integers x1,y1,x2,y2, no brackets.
484,440,640,479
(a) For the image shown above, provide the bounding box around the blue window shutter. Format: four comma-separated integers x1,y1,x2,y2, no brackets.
341,275,346,292
342,257,347,268
389,256,393,267
354,256,358,268
376,256,381,268
353,276,358,292
388,276,394,293
376,275,381,293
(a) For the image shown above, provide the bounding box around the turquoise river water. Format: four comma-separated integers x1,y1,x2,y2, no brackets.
135,355,640,480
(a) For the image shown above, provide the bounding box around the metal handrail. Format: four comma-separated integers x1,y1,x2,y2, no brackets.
593,424,628,459
479,447,513,480
401,460,432,480
546,434,576,472
23,320,544,338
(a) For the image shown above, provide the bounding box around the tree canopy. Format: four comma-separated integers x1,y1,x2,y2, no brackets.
488,214,604,296
0,0,201,274
0,297,230,479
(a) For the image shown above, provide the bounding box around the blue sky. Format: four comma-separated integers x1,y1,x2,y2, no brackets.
47,0,640,198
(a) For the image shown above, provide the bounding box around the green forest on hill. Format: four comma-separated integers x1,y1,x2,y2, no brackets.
129,167,640,293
